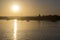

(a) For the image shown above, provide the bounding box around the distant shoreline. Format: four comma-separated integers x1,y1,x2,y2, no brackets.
0,15,60,22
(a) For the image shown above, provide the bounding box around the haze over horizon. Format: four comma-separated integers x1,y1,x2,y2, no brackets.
0,0,60,16
0,1,60,40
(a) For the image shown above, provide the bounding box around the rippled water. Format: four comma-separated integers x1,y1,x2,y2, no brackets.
0,20,60,40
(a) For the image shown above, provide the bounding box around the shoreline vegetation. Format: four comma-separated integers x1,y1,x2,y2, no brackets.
0,15,60,22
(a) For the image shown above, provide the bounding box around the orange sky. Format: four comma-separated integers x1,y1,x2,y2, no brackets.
0,0,60,16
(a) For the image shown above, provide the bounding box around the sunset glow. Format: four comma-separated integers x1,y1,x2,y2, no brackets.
11,4,20,12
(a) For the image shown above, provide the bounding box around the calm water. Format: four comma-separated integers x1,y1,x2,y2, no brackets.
0,20,60,40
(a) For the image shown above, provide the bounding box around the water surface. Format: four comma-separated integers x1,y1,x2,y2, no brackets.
0,20,60,40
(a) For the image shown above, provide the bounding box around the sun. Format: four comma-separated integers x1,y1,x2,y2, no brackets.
11,4,20,12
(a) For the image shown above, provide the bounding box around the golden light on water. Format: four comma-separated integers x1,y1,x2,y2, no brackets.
14,19,17,40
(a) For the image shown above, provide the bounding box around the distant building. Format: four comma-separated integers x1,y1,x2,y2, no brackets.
38,14,40,17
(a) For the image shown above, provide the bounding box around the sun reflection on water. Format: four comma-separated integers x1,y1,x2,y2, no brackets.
14,19,17,40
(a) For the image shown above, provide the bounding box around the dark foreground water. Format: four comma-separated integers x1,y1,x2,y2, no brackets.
0,20,60,40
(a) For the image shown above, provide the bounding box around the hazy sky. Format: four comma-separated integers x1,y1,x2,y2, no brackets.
0,0,60,16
